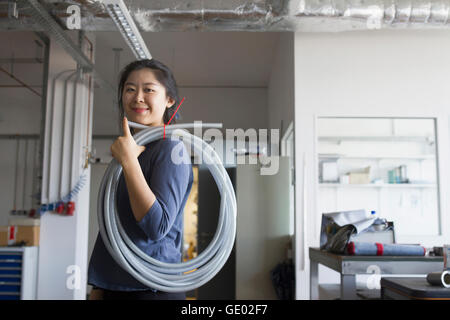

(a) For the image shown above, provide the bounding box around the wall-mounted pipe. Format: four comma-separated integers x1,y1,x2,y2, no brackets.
23,139,29,211
32,138,38,213
13,139,19,212
0,66,42,97
42,69,75,204
83,35,94,171
59,71,78,202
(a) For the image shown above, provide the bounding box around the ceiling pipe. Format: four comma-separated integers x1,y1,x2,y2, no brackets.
296,0,450,25
77,0,450,31
4,1,450,32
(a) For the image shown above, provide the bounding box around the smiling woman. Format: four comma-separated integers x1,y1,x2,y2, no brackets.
118,59,180,133
87,59,193,300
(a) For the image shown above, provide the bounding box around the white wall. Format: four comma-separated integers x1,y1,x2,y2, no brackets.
236,157,291,299
268,32,295,135
178,87,268,131
294,30,450,299
91,31,280,136
36,34,93,300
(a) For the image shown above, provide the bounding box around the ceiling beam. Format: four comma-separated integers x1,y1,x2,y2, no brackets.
16,0,116,94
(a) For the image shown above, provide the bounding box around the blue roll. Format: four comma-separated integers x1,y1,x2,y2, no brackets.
347,242,425,256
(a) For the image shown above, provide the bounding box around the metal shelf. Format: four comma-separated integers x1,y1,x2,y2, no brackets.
319,183,436,188
0,247,38,300
319,136,434,143
318,154,435,160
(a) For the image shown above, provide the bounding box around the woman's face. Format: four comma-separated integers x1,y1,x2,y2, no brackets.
122,68,175,127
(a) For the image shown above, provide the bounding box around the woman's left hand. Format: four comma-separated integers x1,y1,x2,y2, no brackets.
111,117,146,166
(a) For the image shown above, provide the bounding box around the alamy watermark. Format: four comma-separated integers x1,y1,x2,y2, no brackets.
366,264,381,290
66,5,81,30
168,121,281,176
66,264,81,290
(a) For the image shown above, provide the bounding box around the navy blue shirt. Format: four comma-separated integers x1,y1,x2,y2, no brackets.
88,137,193,291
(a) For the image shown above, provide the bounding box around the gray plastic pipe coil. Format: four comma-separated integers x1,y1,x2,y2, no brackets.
97,122,237,293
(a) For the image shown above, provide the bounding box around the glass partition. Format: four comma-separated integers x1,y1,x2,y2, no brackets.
317,117,439,238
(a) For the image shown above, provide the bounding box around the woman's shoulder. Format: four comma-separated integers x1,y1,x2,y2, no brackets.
146,137,185,152
143,137,190,165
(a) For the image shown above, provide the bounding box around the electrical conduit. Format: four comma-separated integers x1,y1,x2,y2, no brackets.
97,121,237,292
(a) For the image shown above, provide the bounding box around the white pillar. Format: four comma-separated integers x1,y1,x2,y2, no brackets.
37,35,94,300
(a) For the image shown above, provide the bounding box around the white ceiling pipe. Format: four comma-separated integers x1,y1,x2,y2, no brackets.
296,0,450,25
7,0,450,32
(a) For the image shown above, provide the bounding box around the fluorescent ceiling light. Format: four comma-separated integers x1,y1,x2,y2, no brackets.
103,0,152,60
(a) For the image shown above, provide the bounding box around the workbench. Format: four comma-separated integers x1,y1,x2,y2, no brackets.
381,277,450,300
309,247,443,300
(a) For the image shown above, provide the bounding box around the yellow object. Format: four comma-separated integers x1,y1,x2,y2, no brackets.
349,166,371,184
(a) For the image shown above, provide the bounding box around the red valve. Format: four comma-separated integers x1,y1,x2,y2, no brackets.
66,201,75,216
56,202,65,214
29,209,36,218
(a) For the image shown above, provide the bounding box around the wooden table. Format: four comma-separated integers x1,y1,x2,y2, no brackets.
309,247,443,300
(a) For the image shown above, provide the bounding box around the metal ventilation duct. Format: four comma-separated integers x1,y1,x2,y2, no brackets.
3,0,450,32
295,0,450,29
124,0,289,31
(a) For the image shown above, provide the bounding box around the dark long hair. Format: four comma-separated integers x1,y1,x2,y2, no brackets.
117,59,180,133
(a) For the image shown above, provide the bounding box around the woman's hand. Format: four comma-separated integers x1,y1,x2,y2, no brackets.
111,117,146,166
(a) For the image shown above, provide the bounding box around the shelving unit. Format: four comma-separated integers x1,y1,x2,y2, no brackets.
318,154,435,160
318,144,437,187
316,117,440,239
319,183,436,188
318,136,434,144
0,246,38,300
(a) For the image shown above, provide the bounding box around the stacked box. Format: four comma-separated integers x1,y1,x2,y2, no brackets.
0,225,40,246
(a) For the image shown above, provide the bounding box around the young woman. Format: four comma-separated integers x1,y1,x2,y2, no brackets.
88,59,193,300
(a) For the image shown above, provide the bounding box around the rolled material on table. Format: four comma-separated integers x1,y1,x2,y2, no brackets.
427,271,450,288
347,242,426,256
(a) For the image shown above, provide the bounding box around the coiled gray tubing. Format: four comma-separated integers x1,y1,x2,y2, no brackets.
97,122,237,292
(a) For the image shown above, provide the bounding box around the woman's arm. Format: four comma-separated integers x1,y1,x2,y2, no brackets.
135,139,192,241
121,157,156,222
111,117,155,222
111,117,191,239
